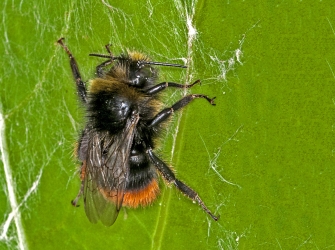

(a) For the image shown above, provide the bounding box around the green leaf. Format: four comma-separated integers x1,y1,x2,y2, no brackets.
1,0,335,249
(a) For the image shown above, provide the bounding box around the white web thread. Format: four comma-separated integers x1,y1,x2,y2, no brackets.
326,18,335,157
171,0,198,156
0,111,26,249
150,1,198,249
209,20,260,83
0,111,44,249
209,35,245,82
200,125,243,189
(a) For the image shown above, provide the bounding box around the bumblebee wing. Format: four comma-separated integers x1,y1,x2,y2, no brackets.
83,115,139,226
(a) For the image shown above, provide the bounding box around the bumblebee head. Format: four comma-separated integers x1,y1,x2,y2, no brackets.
114,52,156,88
89,51,186,89
127,59,156,88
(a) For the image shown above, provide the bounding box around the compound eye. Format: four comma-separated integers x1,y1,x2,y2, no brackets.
137,66,153,79
130,66,154,87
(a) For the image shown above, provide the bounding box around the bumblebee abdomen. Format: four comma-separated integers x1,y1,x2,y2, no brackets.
124,152,160,208
123,178,159,208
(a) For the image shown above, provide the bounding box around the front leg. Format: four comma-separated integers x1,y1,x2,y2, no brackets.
57,38,87,103
145,79,201,95
148,94,216,128
147,149,219,221
95,59,113,77
94,44,115,77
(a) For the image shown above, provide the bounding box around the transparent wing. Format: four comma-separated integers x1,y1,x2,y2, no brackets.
82,115,139,226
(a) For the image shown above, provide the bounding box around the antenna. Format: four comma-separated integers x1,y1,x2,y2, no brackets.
89,53,187,69
89,53,121,60
139,60,187,68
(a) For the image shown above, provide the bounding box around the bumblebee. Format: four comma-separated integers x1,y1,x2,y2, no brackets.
57,38,218,226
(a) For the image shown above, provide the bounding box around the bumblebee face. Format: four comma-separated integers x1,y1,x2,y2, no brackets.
128,63,156,88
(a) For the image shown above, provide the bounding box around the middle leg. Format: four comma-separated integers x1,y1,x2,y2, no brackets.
148,94,216,128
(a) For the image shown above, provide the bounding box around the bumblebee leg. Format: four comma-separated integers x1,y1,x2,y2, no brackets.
71,160,86,207
57,38,87,103
94,44,114,77
147,148,219,221
145,79,201,95
95,59,113,77
71,180,84,207
148,94,216,128
104,43,113,56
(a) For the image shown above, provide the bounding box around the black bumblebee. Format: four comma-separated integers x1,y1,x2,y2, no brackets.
57,38,218,226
